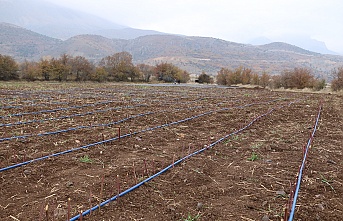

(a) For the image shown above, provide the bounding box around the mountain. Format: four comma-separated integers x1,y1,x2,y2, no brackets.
285,37,338,55
0,0,160,40
249,35,338,55
1,23,343,80
91,28,167,40
0,22,61,58
39,34,125,62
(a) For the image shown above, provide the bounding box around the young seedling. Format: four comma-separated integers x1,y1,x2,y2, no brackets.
182,213,201,221
80,155,92,163
251,143,262,149
321,174,335,192
232,135,239,141
247,152,259,161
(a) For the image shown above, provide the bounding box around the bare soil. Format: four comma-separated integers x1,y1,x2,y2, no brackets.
0,82,342,221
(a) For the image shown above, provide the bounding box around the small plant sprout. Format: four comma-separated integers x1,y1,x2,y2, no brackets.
182,213,201,221
320,174,335,192
232,135,240,141
251,143,262,149
247,152,259,161
80,155,92,163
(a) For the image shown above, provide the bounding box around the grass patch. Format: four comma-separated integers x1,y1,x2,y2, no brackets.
247,152,259,161
182,213,201,221
80,155,93,163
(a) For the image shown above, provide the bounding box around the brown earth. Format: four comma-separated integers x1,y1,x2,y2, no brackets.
0,82,342,221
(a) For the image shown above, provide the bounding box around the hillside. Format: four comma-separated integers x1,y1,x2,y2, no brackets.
1,23,343,79
0,0,168,40
0,22,61,59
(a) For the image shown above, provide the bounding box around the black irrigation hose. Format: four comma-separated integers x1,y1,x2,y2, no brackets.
0,99,288,172
0,105,209,142
0,96,240,141
0,111,153,142
70,100,298,221
0,100,115,119
0,104,146,127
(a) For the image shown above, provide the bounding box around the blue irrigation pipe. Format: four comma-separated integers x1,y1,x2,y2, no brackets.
0,99,287,172
287,103,323,221
0,95,204,125
0,101,69,110
0,100,114,119
0,105,208,142
0,104,146,128
70,100,297,221
0,111,154,142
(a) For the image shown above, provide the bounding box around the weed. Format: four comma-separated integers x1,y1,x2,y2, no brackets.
320,174,335,192
80,155,92,163
232,135,240,141
251,143,262,149
247,152,259,161
182,213,201,221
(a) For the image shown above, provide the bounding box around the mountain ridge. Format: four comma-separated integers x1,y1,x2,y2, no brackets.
1,22,343,80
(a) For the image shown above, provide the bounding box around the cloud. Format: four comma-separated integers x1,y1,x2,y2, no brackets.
45,0,343,53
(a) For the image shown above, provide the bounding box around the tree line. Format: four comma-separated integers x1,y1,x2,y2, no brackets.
216,66,343,91
1,52,343,91
0,52,190,83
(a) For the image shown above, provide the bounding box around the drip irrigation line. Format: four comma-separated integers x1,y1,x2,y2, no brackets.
287,102,323,221
0,102,68,111
0,100,115,119
0,101,69,110
0,111,154,142
70,100,297,221
0,104,146,128
0,105,208,142
0,98,289,173
0,95,205,124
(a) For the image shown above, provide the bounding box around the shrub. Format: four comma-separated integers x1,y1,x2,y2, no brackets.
198,71,213,84
331,67,343,91
278,68,317,89
0,54,19,80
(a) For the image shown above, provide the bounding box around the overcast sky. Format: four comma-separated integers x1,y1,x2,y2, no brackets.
45,0,343,53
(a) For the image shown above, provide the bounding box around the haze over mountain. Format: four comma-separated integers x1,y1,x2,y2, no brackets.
249,35,338,55
0,0,165,40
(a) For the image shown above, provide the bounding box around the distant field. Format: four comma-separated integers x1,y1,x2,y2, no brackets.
0,82,342,221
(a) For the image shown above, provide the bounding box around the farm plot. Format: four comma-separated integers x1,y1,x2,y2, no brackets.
0,82,342,221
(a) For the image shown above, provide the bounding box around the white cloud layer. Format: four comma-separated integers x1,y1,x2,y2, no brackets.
45,0,343,53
